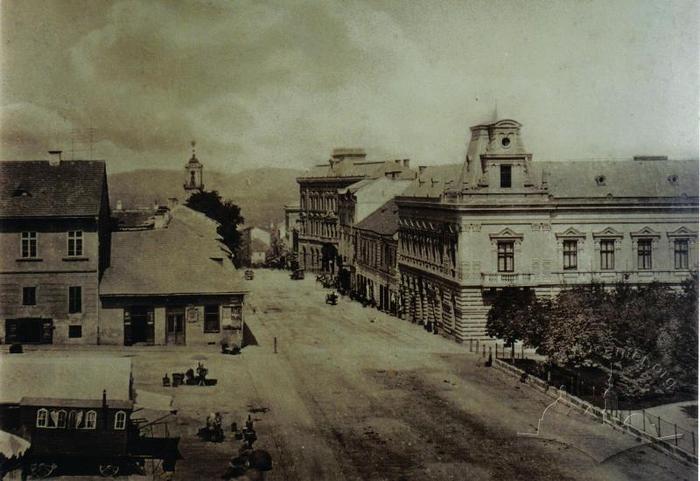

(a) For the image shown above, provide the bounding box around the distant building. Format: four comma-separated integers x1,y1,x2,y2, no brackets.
0,155,111,344
396,119,699,341
99,205,247,346
353,198,401,315
238,226,272,267
183,141,204,200
337,173,414,291
296,148,413,273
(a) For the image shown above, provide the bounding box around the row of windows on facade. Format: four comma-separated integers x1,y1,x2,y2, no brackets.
356,237,396,270
35,408,126,430
399,235,458,268
301,193,337,212
20,231,84,259
495,238,691,273
302,220,338,239
21,285,82,313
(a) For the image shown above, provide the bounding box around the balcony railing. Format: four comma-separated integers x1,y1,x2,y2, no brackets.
481,273,533,286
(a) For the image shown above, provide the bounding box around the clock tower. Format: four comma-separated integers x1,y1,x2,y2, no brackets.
184,140,204,199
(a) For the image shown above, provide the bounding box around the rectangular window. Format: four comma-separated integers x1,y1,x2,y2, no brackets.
563,240,578,270
497,241,514,272
637,239,652,270
67,231,83,256
674,239,689,269
21,232,37,258
68,286,82,314
22,286,37,306
599,239,615,270
204,305,220,333
68,325,82,338
500,165,512,188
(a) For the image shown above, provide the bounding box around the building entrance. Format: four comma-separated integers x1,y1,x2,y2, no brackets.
166,307,186,345
5,318,53,344
124,306,154,345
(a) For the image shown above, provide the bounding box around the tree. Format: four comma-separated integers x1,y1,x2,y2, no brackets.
486,287,537,361
186,190,245,264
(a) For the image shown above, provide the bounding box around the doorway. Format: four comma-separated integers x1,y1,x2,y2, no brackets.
166,307,186,345
5,318,53,344
124,306,154,345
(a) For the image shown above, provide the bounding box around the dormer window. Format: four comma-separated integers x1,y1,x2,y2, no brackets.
595,175,606,186
668,175,679,185
500,165,512,188
501,137,511,148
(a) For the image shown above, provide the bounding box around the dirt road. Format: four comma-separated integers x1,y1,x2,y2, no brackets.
17,269,696,480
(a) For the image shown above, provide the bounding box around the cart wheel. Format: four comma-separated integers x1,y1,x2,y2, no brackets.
98,464,120,477
29,462,56,478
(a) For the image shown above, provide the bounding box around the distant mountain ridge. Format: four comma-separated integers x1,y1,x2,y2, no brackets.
108,167,302,228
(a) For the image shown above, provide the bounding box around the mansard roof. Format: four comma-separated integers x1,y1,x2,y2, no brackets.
538,159,698,199
0,160,107,218
299,159,415,181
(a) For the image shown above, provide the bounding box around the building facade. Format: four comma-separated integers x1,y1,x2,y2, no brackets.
337,174,413,291
297,149,413,273
353,199,401,316
99,206,247,347
396,119,699,341
238,226,272,267
0,157,111,345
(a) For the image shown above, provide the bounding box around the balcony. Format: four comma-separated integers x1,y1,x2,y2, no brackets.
480,273,533,287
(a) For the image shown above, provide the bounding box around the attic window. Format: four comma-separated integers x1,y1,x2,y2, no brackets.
595,175,606,186
668,175,679,185
501,137,511,148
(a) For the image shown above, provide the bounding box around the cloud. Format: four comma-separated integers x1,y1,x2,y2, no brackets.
0,0,697,173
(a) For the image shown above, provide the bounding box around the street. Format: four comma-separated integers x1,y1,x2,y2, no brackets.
17,269,697,480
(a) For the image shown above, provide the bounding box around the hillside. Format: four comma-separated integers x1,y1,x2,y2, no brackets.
108,167,302,228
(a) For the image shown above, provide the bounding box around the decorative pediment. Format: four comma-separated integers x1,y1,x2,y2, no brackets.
592,227,624,239
630,226,661,238
489,227,524,241
555,227,586,239
667,226,698,239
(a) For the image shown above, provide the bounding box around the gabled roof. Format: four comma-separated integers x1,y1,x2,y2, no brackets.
0,357,131,404
0,160,107,218
355,198,399,237
100,206,244,297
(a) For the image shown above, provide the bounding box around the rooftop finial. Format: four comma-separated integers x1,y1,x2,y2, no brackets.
191,140,196,157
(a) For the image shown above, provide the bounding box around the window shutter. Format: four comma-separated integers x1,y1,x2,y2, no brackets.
146,309,155,344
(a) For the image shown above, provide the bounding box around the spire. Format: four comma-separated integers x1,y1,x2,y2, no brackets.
190,140,197,161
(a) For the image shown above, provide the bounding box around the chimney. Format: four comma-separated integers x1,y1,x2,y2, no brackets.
403,159,410,168
116,200,123,211
48,150,62,166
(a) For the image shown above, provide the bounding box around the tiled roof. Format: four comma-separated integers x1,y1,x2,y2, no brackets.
355,198,399,237
100,206,244,297
0,357,131,404
399,164,463,198
0,160,107,218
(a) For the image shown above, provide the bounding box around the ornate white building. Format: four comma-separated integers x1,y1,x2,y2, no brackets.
396,119,699,341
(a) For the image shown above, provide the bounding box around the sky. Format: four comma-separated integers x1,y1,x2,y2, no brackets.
1,0,697,174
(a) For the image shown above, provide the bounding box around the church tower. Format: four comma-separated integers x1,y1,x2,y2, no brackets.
184,140,204,199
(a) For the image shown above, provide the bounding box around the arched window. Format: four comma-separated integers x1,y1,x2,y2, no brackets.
36,408,49,428
84,410,97,429
56,410,67,428
68,410,81,429
114,411,127,430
